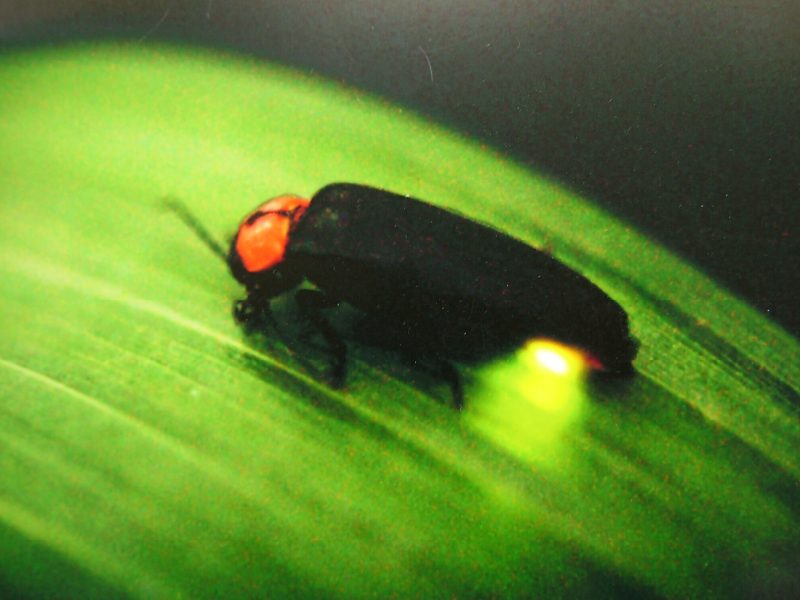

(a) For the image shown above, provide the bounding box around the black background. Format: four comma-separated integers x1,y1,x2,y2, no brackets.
3,0,798,338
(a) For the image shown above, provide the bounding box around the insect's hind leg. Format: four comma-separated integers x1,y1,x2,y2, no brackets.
436,359,464,410
401,354,464,410
294,289,347,387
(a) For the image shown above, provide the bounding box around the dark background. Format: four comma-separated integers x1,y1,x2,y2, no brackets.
3,0,798,338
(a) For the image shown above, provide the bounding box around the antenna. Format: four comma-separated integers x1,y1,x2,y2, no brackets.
163,197,228,262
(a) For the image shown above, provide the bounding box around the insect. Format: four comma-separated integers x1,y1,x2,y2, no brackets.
168,183,637,409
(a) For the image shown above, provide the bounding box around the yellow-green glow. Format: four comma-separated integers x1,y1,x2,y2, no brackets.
532,347,569,375
467,340,587,460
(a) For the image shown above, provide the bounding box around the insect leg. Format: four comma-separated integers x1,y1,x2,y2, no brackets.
233,296,278,334
400,354,464,410
436,359,464,410
295,289,347,387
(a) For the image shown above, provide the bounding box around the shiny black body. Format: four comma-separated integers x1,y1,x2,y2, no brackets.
229,183,637,408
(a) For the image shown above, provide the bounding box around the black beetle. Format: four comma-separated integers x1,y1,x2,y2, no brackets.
170,183,637,408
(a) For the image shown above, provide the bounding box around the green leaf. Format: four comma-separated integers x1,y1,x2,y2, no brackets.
1,42,798,600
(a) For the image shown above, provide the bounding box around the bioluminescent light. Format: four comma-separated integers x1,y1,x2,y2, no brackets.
532,347,569,374
467,339,589,462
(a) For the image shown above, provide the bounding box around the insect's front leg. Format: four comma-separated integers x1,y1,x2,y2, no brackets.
233,295,277,333
294,289,347,387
